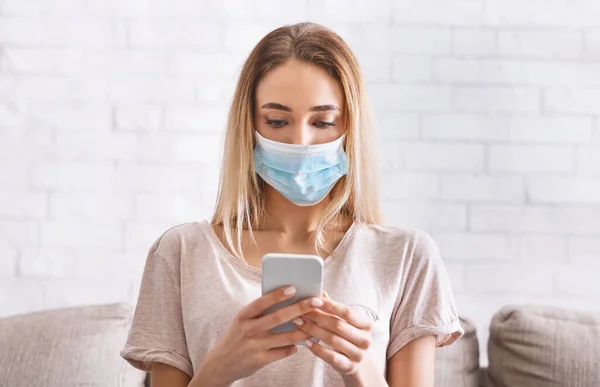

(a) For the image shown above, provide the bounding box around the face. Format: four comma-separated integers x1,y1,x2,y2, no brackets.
254,60,346,145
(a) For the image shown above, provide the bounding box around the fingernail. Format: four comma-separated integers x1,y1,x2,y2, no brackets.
293,318,303,326
304,340,314,348
310,298,324,307
284,286,296,296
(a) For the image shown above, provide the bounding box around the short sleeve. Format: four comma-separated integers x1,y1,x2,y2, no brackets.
387,231,464,359
120,244,193,377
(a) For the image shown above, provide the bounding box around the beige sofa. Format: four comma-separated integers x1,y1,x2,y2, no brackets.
0,303,599,387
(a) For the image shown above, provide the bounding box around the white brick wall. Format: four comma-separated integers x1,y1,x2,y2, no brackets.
1,0,600,367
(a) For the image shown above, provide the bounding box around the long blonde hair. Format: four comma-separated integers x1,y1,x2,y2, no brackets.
211,22,382,259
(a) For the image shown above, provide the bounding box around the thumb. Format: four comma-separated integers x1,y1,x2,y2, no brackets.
323,291,331,299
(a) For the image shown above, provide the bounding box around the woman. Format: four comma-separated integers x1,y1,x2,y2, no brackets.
121,22,463,387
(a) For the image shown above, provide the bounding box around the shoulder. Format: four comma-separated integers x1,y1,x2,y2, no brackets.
147,221,211,273
356,223,438,253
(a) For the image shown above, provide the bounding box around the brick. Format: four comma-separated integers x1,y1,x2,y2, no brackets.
0,0,42,14
0,161,27,189
391,56,431,83
441,175,524,202
380,140,406,171
390,27,452,55
114,162,215,194
123,221,171,252
518,235,567,263
196,82,235,104
360,54,392,82
453,29,498,56
498,30,582,58
164,106,227,133
137,133,222,163
443,263,465,293
394,0,484,24
452,87,539,113
382,202,467,231
471,205,600,234
555,264,600,296
568,237,600,263
403,142,485,172
111,0,170,17
308,0,392,23
434,232,517,260
376,112,420,139
489,145,574,173
507,117,592,144
0,193,46,219
577,147,600,174
40,221,122,249
331,24,392,53
135,194,213,223
54,131,138,161
222,22,281,50
42,18,126,47
465,263,554,295
80,51,169,75
485,0,600,27
114,104,162,132
169,53,245,78
18,247,76,278
527,177,600,204
380,172,439,200
422,114,508,141
584,30,600,58
369,85,452,112
0,279,44,317
0,103,26,126
1,49,81,74
545,88,600,114
15,77,107,102
0,246,17,277
49,193,133,220
0,221,39,246
0,17,43,45
43,280,131,310
108,77,195,103
28,104,111,131
128,20,221,49
30,161,115,193
0,127,55,159
72,251,146,281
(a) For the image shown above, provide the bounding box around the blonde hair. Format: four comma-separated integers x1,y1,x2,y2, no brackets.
211,22,382,259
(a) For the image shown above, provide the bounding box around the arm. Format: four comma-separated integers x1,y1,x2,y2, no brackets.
151,362,230,387
387,335,436,387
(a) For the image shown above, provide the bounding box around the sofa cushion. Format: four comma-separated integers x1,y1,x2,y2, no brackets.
487,305,600,387
0,303,146,387
435,316,480,387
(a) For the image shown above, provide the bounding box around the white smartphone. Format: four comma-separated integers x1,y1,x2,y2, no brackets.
261,253,324,334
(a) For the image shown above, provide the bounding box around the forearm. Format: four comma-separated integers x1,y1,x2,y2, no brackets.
342,357,388,387
189,361,233,387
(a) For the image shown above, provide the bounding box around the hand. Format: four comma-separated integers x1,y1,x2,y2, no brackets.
195,286,322,386
293,293,374,376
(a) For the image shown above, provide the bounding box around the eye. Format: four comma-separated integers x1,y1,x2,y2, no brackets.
314,121,336,129
265,119,288,128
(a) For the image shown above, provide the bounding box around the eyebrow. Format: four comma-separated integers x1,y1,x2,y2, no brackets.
261,102,340,112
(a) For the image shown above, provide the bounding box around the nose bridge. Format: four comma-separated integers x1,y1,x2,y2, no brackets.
289,122,313,145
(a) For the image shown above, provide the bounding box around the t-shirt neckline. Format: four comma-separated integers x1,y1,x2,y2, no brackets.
201,219,358,280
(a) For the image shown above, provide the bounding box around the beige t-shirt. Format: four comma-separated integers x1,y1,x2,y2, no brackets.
121,221,464,386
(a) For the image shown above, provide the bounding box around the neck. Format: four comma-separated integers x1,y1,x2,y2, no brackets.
261,185,331,235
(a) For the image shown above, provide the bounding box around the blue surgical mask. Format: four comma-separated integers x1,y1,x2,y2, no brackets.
253,131,348,206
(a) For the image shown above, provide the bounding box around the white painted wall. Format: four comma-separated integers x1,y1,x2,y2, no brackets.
1,0,599,364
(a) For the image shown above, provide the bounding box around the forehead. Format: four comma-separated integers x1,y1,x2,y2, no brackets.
255,60,343,110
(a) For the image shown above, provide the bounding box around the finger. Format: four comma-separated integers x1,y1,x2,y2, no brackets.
255,297,323,331
293,318,363,362
318,298,373,330
303,310,371,350
323,291,330,299
303,340,356,375
262,329,312,349
238,286,296,319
